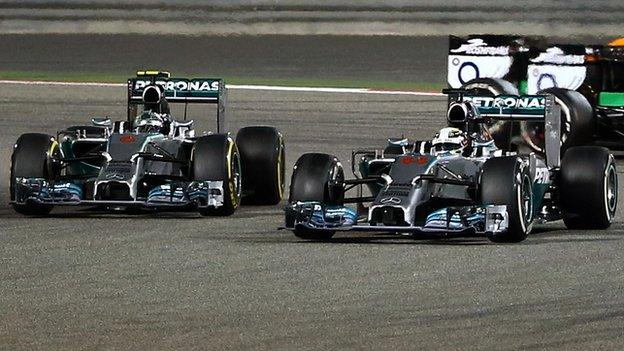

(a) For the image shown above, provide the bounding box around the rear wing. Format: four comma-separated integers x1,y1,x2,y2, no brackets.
127,71,227,132
444,88,561,167
527,44,587,94
448,35,545,90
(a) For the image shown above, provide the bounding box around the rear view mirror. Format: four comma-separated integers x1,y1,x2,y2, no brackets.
92,117,112,127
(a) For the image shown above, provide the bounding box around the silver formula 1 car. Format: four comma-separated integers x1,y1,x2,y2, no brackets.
10,71,285,216
285,90,617,243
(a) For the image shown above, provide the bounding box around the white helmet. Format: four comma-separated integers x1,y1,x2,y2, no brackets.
431,127,469,156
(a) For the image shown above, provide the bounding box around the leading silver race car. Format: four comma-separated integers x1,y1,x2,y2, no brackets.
10,71,285,216
285,90,617,243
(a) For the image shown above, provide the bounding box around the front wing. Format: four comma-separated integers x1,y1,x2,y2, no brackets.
285,201,510,237
11,177,225,210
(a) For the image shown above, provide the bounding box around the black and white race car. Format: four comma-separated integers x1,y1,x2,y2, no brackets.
10,71,285,216
448,34,624,150
284,90,617,243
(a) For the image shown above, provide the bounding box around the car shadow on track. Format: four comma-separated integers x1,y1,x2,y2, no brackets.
269,225,623,246
0,204,280,219
0,208,204,219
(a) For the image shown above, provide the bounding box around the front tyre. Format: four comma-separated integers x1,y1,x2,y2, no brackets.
10,133,59,216
560,146,617,229
236,126,285,205
287,153,345,240
193,134,241,216
480,157,533,243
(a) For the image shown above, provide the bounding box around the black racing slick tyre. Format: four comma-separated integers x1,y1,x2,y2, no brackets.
287,153,345,240
236,126,285,205
560,146,617,229
193,134,241,216
461,78,519,150
523,88,594,154
480,157,533,243
10,133,59,216
461,77,519,96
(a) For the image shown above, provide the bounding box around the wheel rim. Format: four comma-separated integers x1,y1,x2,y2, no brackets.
605,160,618,220
232,150,242,200
519,174,533,226
277,142,285,198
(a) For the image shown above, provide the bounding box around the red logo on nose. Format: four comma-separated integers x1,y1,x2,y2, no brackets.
119,135,136,144
416,156,429,165
401,156,415,165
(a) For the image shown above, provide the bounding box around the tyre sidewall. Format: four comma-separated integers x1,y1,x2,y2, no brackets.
10,133,58,215
529,88,594,154
560,146,616,229
288,153,344,240
480,157,533,242
193,135,241,216
236,126,285,205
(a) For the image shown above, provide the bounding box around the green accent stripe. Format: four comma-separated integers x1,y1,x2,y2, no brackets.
598,92,624,107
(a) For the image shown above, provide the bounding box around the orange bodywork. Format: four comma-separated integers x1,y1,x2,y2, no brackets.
608,38,624,46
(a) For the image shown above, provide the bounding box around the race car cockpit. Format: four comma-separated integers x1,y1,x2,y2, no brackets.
134,110,172,135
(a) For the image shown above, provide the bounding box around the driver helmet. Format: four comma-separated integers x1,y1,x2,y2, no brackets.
431,127,469,156
135,110,169,134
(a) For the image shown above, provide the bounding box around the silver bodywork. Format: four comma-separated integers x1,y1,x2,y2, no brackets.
13,126,226,210
286,92,560,237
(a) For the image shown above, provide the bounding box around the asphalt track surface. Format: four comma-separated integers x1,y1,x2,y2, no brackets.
0,34,448,84
1,36,624,350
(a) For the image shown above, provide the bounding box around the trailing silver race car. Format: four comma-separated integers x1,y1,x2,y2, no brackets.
285,90,617,243
10,71,285,216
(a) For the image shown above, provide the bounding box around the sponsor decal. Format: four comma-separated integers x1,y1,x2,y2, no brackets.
105,173,125,180
458,61,480,84
133,79,219,92
380,197,402,205
401,156,415,165
535,168,550,184
119,135,137,144
531,47,585,65
463,95,545,109
536,73,557,90
416,156,429,165
450,38,509,56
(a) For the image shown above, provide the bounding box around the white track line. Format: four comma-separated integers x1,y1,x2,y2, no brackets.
228,84,443,96
0,79,444,96
0,80,123,87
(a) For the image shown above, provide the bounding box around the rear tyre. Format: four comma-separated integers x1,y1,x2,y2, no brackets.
523,88,594,154
560,146,617,229
193,134,241,216
236,126,285,205
480,157,533,243
287,153,345,240
462,77,519,96
10,133,59,216
461,78,519,149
